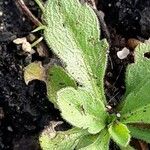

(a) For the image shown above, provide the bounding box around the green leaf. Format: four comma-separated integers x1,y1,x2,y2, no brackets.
40,128,87,150
76,134,98,149
108,122,131,147
57,87,107,134
128,125,150,143
120,80,150,124
47,66,77,107
119,43,150,124
120,145,135,150
125,43,150,95
121,43,150,106
79,129,110,150
43,0,108,102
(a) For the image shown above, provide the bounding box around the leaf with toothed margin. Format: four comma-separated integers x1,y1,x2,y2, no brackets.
125,43,150,95
128,125,150,144
119,43,150,124
47,66,77,107
108,122,131,147
43,0,108,102
79,129,110,150
57,87,108,134
40,128,88,150
119,145,135,150
120,80,150,124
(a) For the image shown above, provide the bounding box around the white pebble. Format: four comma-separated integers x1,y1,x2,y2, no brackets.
0,26,4,30
106,105,112,110
22,41,35,54
117,47,130,59
116,113,121,118
13,37,27,44
0,11,3,16
7,126,13,132
108,3,112,7
13,37,35,54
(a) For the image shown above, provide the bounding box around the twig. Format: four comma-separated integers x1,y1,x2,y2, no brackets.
15,0,42,26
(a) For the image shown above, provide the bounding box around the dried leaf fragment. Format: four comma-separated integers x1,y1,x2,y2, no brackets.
127,38,141,50
24,61,46,85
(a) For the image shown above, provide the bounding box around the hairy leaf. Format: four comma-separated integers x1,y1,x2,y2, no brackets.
125,43,150,95
57,87,107,134
40,128,87,150
76,134,98,149
120,43,150,123
120,80,150,124
120,145,135,150
108,122,131,147
79,129,110,150
128,125,150,143
47,66,76,107
44,0,108,102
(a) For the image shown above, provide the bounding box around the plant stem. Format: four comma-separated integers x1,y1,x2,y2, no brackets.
31,37,43,47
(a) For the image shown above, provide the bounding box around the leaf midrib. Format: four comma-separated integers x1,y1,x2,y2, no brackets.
57,1,105,103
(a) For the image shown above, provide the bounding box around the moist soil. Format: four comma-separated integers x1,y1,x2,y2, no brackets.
0,0,150,150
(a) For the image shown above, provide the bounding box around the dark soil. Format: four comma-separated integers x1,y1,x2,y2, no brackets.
0,1,60,149
0,0,149,150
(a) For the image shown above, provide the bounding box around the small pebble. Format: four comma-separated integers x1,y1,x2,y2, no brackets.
0,107,4,119
117,47,130,59
0,11,3,16
108,3,112,7
4,1,8,5
0,23,4,30
13,37,27,44
106,105,112,110
22,17,26,22
116,113,121,118
22,41,35,54
7,126,13,132
13,37,35,54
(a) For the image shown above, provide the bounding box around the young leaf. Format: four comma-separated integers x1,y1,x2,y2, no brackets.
47,66,77,107
43,0,108,102
108,122,131,147
57,87,107,134
79,129,110,150
40,128,87,150
128,125,150,143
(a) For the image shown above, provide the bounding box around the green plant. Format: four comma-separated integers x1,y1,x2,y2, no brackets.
33,0,150,149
